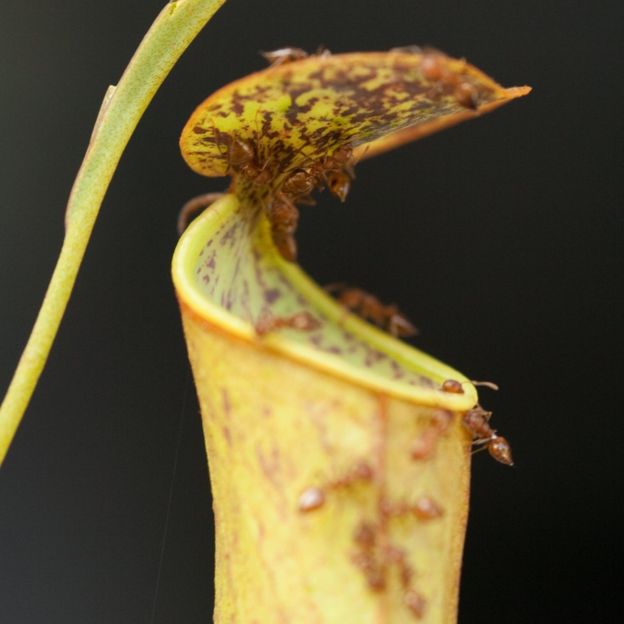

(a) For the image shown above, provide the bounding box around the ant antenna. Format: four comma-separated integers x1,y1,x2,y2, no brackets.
467,380,500,391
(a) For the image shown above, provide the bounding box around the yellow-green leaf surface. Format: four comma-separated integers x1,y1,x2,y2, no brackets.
173,49,529,622
174,195,475,624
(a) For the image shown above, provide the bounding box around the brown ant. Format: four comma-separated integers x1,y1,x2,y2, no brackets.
410,427,441,460
411,496,444,520
420,51,445,81
462,406,514,466
419,49,480,110
320,144,356,203
211,143,304,262
351,549,387,592
261,47,309,67
386,545,414,589
209,123,273,185
281,168,318,198
297,486,325,512
453,82,479,110
283,144,355,203
323,144,355,171
352,522,404,592
390,45,424,55
226,136,273,184
380,495,444,521
261,46,332,67
327,284,417,338
288,144,356,200
440,379,464,394
410,409,453,460
297,460,374,513
404,589,427,619
325,169,352,202
353,520,377,549
267,143,356,260
351,520,425,617
255,310,321,336
266,193,300,261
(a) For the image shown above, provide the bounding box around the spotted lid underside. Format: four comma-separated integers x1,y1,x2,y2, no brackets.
180,50,529,181
193,201,438,388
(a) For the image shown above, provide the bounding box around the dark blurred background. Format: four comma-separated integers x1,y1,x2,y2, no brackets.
1,1,621,622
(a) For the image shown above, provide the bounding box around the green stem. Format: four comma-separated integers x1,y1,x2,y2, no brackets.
0,0,225,465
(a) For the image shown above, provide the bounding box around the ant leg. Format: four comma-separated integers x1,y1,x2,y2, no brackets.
470,380,500,391
260,47,309,67
315,45,332,57
177,192,225,235
324,284,357,328
296,194,317,206
470,444,490,456
389,313,418,338
471,436,494,448
324,282,347,294
255,311,280,336
256,311,321,336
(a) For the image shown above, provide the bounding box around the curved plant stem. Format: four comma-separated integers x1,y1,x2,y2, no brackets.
0,0,225,465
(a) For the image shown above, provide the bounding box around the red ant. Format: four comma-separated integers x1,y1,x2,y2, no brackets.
255,310,321,336
462,406,513,466
326,284,417,338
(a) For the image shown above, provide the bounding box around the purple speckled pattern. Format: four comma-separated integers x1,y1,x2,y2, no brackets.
192,201,435,389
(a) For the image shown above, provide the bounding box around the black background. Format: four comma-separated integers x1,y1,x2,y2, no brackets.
1,1,621,622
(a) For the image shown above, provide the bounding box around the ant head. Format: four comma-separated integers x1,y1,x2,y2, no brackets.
441,379,464,394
